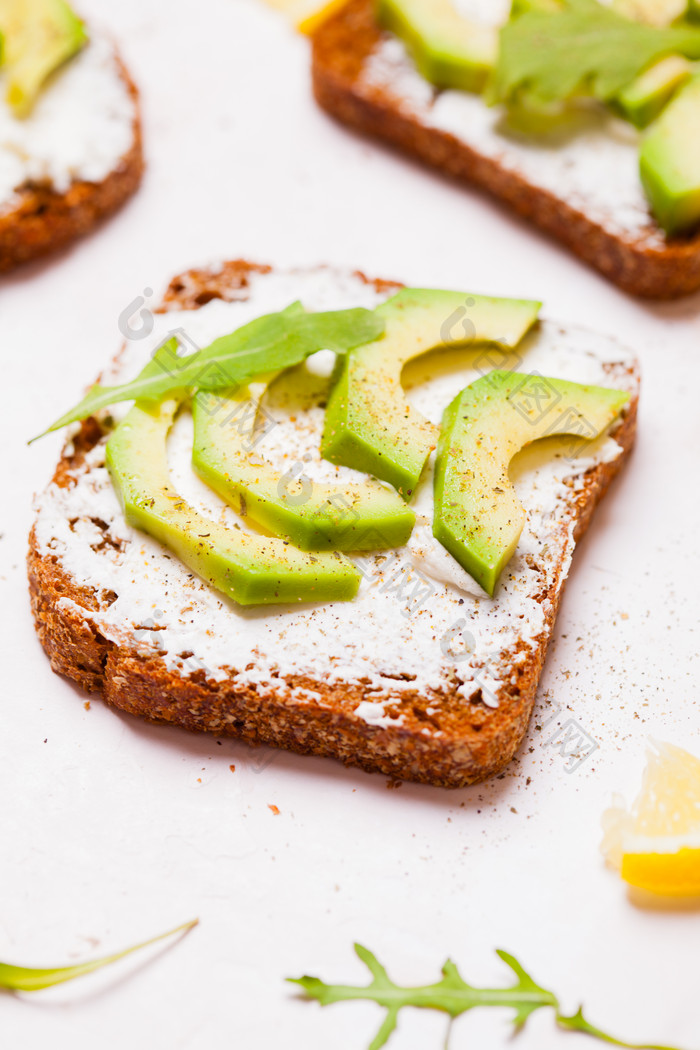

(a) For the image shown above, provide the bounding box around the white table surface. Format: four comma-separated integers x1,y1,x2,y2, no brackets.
2,2,700,1047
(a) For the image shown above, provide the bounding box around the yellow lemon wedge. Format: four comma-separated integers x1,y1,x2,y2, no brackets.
601,740,700,897
258,0,346,33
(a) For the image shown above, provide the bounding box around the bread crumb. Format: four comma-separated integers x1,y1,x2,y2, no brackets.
268,804,280,815
83,701,91,711
229,764,236,773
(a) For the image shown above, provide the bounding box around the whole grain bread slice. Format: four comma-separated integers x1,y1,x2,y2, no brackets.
311,0,700,299
0,50,142,275
28,260,639,788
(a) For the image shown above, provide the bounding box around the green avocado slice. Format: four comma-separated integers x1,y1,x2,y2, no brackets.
376,0,498,94
640,74,700,233
321,288,541,500
433,371,630,597
0,0,88,117
106,399,360,607
616,54,691,127
191,387,416,551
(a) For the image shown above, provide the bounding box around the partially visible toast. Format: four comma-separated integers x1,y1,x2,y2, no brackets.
0,46,142,274
28,261,639,787
311,0,700,299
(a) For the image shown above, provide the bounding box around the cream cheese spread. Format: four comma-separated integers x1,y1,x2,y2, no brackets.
0,34,136,211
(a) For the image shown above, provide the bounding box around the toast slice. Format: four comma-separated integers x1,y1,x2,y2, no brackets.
0,36,142,274
28,260,639,788
311,0,700,299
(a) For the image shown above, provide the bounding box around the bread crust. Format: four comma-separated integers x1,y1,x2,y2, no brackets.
311,0,700,299
0,52,143,275
27,260,638,788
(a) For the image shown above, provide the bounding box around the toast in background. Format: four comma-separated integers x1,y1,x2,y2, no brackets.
0,3,142,274
311,0,700,298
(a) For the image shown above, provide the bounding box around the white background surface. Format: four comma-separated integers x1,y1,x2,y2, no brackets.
2,1,700,1047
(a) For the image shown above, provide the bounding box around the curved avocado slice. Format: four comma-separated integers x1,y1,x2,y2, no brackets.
376,0,497,94
0,0,88,117
321,288,541,500
433,371,630,597
640,75,700,234
191,388,415,551
616,55,691,128
106,400,360,607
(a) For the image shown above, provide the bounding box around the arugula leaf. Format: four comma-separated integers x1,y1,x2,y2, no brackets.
0,919,197,992
289,944,685,1050
290,945,557,1050
489,0,700,107
33,303,385,440
558,1007,683,1050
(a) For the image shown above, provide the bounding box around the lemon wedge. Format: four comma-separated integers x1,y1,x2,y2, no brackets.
258,0,346,33
602,740,700,896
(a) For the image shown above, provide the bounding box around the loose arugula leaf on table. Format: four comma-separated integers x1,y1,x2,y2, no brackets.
489,0,700,107
33,302,385,440
289,944,685,1050
558,1007,684,1050
0,918,197,992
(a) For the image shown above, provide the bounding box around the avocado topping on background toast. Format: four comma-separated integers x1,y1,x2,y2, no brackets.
0,0,88,116
374,0,700,235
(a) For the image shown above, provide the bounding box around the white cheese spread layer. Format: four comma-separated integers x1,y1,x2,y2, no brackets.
0,35,136,210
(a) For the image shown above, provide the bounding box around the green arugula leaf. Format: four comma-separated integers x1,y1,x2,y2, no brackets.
33,303,385,441
290,944,556,1050
0,918,197,992
289,945,686,1050
489,0,700,107
558,1007,684,1050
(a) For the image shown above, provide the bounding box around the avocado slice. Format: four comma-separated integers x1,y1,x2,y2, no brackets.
375,0,498,94
106,399,360,607
321,288,541,500
0,0,88,117
616,55,692,128
640,75,700,234
192,388,416,551
433,371,630,596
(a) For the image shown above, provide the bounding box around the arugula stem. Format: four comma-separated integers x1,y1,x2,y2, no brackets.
0,919,198,992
